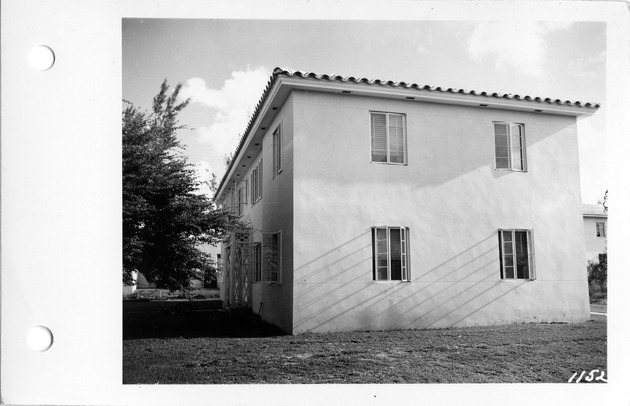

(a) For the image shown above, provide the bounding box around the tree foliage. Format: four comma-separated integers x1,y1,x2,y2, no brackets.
587,254,607,289
123,80,239,290
587,254,607,302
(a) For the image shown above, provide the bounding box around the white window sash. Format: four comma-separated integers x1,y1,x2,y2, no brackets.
494,122,526,171
499,229,534,280
371,112,407,165
372,226,410,281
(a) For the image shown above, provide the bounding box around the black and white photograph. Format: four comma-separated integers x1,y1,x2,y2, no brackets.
2,1,629,405
122,18,607,384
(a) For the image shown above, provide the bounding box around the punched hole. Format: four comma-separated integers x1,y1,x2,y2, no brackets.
27,325,54,352
28,45,55,71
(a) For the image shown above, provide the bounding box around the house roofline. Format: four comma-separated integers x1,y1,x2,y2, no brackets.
215,68,601,200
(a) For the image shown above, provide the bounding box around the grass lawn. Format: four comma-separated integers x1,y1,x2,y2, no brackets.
123,307,606,384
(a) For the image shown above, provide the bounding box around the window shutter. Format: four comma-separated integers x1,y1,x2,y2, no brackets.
389,114,405,164
371,113,388,162
494,123,510,169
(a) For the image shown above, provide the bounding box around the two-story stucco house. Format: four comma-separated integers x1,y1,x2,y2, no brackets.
215,68,600,334
583,203,608,263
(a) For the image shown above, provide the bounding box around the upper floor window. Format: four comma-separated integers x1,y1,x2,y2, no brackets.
225,181,247,215
250,160,263,205
596,221,606,238
372,226,410,281
273,124,282,177
370,112,407,164
494,122,526,171
498,229,535,280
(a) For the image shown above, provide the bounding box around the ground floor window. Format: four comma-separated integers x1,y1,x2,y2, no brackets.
372,226,409,281
262,232,281,283
498,229,535,280
251,243,262,282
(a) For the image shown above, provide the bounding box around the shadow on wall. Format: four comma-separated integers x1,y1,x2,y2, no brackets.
294,232,527,332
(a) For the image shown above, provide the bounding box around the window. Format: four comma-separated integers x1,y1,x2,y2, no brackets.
596,222,606,238
273,124,282,177
262,232,281,283
250,160,263,205
372,226,410,281
494,122,526,171
238,182,248,208
226,182,247,215
251,243,262,282
498,229,535,280
370,112,407,164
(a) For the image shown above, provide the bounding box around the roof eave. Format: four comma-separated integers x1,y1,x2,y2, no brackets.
214,69,600,199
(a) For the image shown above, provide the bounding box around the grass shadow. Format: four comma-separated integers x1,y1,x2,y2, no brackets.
123,300,287,339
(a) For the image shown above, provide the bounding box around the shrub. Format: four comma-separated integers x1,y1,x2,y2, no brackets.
587,254,607,303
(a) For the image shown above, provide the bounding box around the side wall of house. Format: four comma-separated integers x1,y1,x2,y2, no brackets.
292,90,589,334
583,216,607,262
229,93,295,333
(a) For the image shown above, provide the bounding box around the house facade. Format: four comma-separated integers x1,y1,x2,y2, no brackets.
583,204,607,263
216,68,600,334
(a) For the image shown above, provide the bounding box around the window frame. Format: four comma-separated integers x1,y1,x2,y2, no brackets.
372,226,410,282
370,111,408,165
250,159,263,206
493,121,527,172
596,221,606,238
262,231,282,284
498,229,535,281
251,242,262,283
273,123,282,178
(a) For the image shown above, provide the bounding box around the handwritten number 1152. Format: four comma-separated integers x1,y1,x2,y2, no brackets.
568,370,607,383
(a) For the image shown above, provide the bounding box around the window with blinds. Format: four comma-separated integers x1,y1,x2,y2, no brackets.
494,122,526,171
371,112,407,164
498,229,535,280
250,160,263,205
372,226,410,281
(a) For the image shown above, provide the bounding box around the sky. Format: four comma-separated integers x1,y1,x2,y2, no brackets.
122,18,607,203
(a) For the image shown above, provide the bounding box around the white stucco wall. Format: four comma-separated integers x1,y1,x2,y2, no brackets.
224,94,295,333
291,90,590,334
583,216,607,262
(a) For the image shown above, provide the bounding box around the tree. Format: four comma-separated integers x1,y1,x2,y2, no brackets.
123,80,239,290
223,152,234,169
587,254,607,301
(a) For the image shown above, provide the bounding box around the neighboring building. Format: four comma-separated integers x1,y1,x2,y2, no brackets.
216,68,600,334
583,204,607,263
